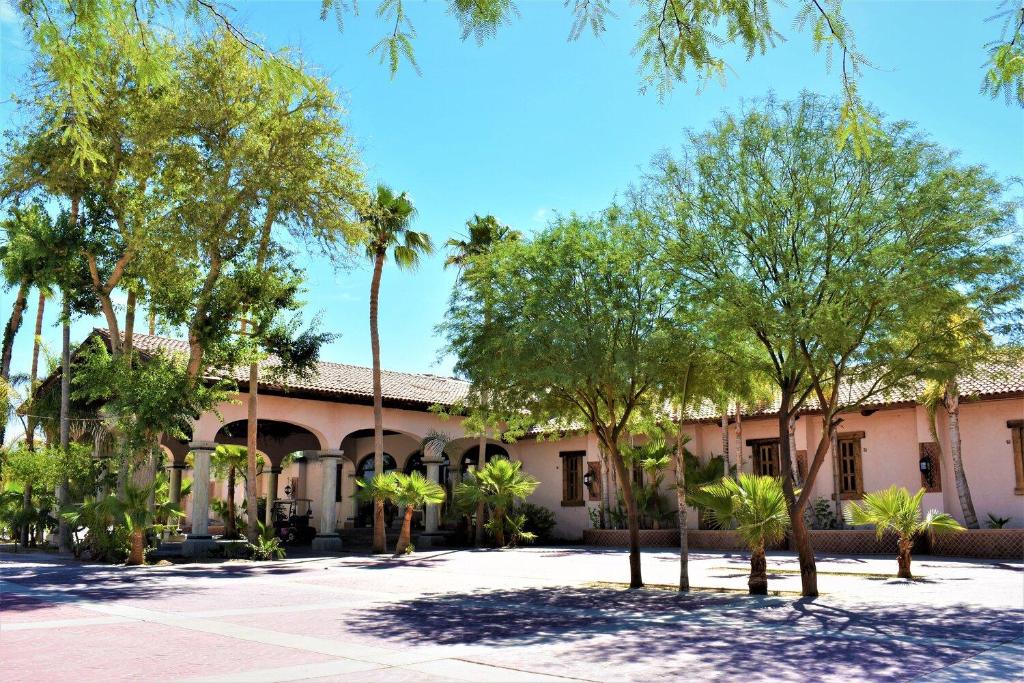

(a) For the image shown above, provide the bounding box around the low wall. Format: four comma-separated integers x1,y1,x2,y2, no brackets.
581,528,1024,560
931,529,1024,560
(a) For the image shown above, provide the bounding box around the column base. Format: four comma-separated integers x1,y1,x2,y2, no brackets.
415,532,448,549
311,534,343,553
182,536,218,558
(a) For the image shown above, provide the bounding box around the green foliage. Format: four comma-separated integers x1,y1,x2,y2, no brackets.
72,339,228,463
805,497,838,530
392,470,447,509
454,458,539,546
248,522,287,561
512,502,556,543
62,482,183,563
355,472,402,504
986,513,1013,529
361,184,434,268
845,486,964,542
700,474,791,551
982,1,1024,105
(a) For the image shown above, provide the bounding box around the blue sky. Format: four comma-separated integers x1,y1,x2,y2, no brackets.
1,0,1022,383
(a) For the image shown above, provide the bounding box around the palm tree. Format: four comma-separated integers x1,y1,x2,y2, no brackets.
210,445,264,539
63,483,183,565
845,486,963,579
444,214,521,547
361,184,433,553
355,472,402,553
921,379,979,528
391,471,446,554
699,474,791,595
454,458,538,547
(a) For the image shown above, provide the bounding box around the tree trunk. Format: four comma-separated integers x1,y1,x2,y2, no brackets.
0,278,29,446
599,439,611,528
245,363,260,541
944,380,979,529
225,466,237,538
607,438,643,588
896,537,913,579
1,278,29,381
148,309,156,336
721,410,730,475
20,484,32,547
369,250,386,554
474,434,486,547
124,290,136,360
674,422,689,592
396,504,414,554
493,506,506,547
777,386,817,597
128,527,145,566
734,404,743,478
830,429,844,529
788,413,800,486
56,288,73,554
748,541,768,595
26,289,45,452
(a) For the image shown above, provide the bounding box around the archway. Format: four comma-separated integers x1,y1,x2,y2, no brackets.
354,453,398,528
459,443,510,476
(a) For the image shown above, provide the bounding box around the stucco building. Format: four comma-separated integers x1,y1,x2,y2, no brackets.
114,332,1024,542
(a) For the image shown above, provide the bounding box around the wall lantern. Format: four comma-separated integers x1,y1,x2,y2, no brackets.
583,470,595,488
919,455,934,488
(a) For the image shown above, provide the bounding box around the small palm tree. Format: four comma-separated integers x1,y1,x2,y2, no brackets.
454,458,538,547
699,474,790,594
845,486,963,579
391,471,446,554
64,483,183,565
355,472,402,554
361,184,433,553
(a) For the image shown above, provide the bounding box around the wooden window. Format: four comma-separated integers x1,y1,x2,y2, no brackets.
561,451,585,506
837,433,865,499
919,442,942,493
1010,420,1024,496
335,465,344,503
749,439,781,477
632,461,644,490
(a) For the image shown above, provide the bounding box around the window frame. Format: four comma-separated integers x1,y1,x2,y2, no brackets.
1009,420,1024,496
560,451,586,507
836,431,865,499
747,438,781,477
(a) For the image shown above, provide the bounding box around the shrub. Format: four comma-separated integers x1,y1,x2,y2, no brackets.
805,497,838,530
514,503,556,543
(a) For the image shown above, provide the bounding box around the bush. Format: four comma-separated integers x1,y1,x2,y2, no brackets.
514,503,556,543
805,497,838,530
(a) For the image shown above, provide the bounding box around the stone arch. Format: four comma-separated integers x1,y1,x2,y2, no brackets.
214,419,324,468
458,442,510,476
339,427,424,470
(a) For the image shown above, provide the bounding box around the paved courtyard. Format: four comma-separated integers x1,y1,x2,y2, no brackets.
1,546,1022,682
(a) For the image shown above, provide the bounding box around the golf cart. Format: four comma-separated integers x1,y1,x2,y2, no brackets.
270,491,317,545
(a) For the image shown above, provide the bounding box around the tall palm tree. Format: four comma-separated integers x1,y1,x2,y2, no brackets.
454,458,538,547
699,474,791,595
355,472,402,553
444,214,521,546
391,471,446,554
845,486,963,579
361,184,433,553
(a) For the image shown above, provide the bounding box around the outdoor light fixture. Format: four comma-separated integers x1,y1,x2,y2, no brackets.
284,484,293,498
919,456,934,487
583,470,595,488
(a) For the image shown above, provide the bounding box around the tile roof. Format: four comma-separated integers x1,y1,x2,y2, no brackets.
97,330,470,408
93,330,1023,418
681,362,1024,422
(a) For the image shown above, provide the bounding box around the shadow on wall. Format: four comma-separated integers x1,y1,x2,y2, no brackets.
343,585,1024,681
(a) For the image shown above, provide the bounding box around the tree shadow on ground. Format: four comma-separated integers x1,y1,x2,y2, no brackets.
344,585,1024,681
0,557,306,611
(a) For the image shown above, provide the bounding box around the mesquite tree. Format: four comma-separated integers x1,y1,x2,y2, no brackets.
442,210,680,588
651,93,1021,596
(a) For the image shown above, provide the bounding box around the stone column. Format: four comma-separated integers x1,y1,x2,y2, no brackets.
421,439,446,546
183,441,218,557
264,466,281,528
312,450,344,552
